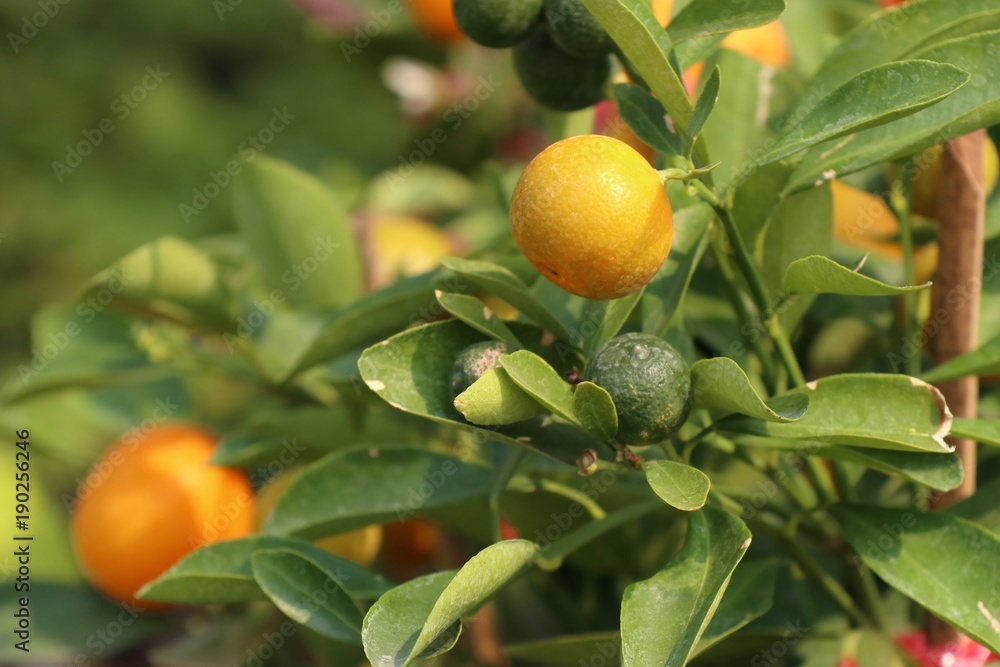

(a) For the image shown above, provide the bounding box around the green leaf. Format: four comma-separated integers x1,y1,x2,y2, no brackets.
439,257,574,342
641,204,714,336
757,61,969,165
505,633,621,667
612,84,683,156
922,332,1000,383
782,255,931,295
435,291,522,349
694,559,778,656
799,0,999,109
409,541,539,661
788,31,1000,192
83,236,233,330
454,368,547,426
688,66,720,144
262,446,492,539
499,350,578,424
573,381,618,442
251,549,364,643
137,536,389,605
581,287,646,358
233,156,362,309
948,476,1000,533
950,418,1000,447
691,357,809,422
579,0,694,133
362,571,460,667
720,374,954,453
667,0,785,44
290,273,440,376
831,504,1000,654
645,460,711,511
620,508,752,667
536,500,664,571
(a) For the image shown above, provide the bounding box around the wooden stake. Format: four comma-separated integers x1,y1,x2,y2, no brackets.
926,130,986,645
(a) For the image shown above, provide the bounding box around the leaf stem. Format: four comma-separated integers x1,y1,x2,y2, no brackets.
889,157,921,377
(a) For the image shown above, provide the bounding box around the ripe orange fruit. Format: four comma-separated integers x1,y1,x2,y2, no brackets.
71,424,254,608
380,518,440,581
683,20,790,95
254,470,383,566
652,0,673,26
405,0,464,44
510,134,673,300
366,215,456,290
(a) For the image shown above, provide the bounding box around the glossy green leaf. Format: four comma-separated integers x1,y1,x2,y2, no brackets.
667,0,785,44
580,0,694,133
645,460,711,511
581,287,646,358
138,536,390,605
641,204,714,335
922,332,1000,383
688,66,720,144
948,476,1000,533
291,273,441,376
799,0,1000,109
621,508,752,667
612,84,683,156
499,350,578,424
720,374,953,453
691,357,809,422
83,236,233,330
831,504,1000,654
435,291,522,349
758,61,969,165
788,31,1000,192
409,540,539,660
439,257,574,342
504,633,621,667
536,500,663,571
251,549,364,643
950,418,1000,447
263,446,491,539
233,156,362,309
782,255,931,295
694,559,778,656
454,368,546,426
732,435,964,492
573,381,618,442
362,571,459,667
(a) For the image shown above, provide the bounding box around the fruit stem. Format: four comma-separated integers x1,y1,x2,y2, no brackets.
889,157,921,377
534,478,608,521
692,179,807,388
489,448,527,543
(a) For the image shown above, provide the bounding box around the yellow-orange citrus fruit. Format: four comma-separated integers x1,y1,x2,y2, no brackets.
367,216,455,290
405,0,464,44
510,135,673,300
254,470,383,566
722,21,791,68
908,137,999,218
71,424,254,608
652,0,673,26
832,180,938,283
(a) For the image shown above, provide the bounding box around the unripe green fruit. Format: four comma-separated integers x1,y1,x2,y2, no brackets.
584,333,692,445
544,0,611,58
513,26,610,111
453,0,544,48
450,341,509,401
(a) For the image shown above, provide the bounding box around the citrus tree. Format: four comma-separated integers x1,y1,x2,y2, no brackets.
7,0,1000,665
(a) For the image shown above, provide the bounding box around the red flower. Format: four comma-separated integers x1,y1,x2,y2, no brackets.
895,631,998,667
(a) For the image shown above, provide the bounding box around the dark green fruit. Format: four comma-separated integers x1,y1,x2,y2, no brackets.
453,0,544,48
583,333,692,445
513,26,610,111
544,0,611,58
450,341,509,401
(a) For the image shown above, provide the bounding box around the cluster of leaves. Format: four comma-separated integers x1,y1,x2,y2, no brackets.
8,0,1000,665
